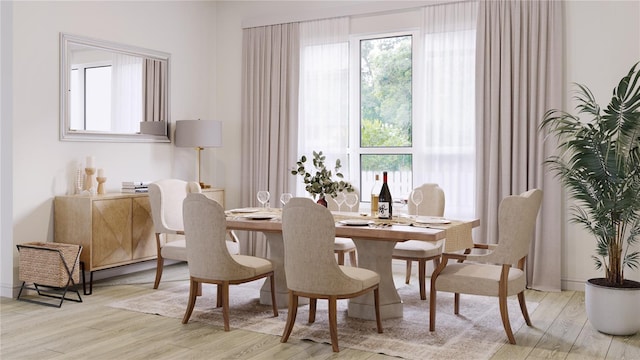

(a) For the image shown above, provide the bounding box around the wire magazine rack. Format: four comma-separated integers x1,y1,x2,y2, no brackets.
16,242,83,308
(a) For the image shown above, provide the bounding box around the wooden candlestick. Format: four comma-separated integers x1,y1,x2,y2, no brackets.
96,177,107,195
84,167,96,192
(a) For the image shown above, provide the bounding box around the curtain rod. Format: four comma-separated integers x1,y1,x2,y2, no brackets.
241,0,470,29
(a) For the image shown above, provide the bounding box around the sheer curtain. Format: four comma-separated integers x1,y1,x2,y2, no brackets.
420,1,478,220
111,53,143,133
296,17,350,197
240,23,300,256
476,0,563,291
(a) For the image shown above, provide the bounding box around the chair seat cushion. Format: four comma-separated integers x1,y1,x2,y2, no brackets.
161,239,187,261
339,265,380,290
393,240,441,258
334,237,356,251
232,254,273,275
435,262,526,297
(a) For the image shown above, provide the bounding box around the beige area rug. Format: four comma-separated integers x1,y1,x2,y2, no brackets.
109,277,537,360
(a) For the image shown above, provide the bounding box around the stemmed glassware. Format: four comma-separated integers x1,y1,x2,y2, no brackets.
410,189,423,216
280,192,292,206
345,193,359,213
257,190,270,208
334,192,346,212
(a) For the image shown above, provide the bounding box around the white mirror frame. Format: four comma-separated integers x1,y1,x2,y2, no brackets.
60,33,171,143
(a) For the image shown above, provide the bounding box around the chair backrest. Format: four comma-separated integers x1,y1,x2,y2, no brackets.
182,193,255,280
478,189,543,265
407,183,445,217
149,179,201,233
326,187,360,212
282,197,365,295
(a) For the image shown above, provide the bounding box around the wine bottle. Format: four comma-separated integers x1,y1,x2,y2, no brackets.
370,174,381,216
378,171,393,219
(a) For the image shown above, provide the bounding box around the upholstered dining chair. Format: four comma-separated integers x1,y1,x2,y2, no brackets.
148,179,239,289
392,183,445,300
281,197,383,352
429,189,543,345
326,187,359,267
181,193,278,331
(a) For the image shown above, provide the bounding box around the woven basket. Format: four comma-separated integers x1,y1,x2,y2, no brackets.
18,242,81,288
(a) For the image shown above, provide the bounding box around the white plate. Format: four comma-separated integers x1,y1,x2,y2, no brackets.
230,208,260,213
338,219,373,226
415,217,451,224
243,213,277,220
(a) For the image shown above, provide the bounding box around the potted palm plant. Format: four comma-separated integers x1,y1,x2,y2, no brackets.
291,151,354,206
540,62,640,335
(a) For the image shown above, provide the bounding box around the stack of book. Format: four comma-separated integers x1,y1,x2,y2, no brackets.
121,181,150,193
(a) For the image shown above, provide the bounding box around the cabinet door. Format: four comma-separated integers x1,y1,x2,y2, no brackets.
131,196,156,259
92,198,132,267
203,189,225,207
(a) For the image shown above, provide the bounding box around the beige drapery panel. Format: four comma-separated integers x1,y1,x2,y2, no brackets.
144,58,167,123
475,0,563,291
240,23,300,256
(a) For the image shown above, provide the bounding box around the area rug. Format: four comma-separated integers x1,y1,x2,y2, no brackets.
109,280,537,359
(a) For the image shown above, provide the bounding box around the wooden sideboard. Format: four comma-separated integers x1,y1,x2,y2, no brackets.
54,188,224,293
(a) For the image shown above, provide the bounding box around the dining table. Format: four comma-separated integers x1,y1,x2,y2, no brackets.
225,207,480,321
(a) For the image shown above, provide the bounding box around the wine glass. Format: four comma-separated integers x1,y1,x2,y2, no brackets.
410,189,423,216
345,193,359,213
334,192,346,212
257,190,270,208
280,192,292,206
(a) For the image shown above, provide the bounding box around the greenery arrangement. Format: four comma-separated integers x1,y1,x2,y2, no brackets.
291,151,354,200
540,62,640,287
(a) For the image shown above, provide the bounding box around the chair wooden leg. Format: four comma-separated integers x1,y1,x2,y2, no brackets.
182,278,198,324
309,298,317,323
348,250,357,267
328,296,339,352
197,282,203,297
269,274,278,317
221,282,230,331
281,291,298,343
518,291,532,326
153,255,164,289
336,251,345,265
418,260,427,300
499,292,515,344
405,260,412,284
429,280,437,331
374,287,383,333
454,293,460,314
216,284,222,308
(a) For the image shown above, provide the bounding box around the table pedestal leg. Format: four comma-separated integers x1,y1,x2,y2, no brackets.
259,232,308,308
348,239,403,320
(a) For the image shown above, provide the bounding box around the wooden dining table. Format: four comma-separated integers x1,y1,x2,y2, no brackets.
225,208,479,321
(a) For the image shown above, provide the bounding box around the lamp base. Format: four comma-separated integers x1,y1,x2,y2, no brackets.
200,182,211,189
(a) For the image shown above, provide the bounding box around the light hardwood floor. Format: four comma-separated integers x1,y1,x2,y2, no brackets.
2,262,639,359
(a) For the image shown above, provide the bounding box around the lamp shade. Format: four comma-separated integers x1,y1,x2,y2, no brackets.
175,120,222,148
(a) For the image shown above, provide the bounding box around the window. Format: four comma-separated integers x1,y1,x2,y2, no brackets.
70,63,112,132
353,34,416,201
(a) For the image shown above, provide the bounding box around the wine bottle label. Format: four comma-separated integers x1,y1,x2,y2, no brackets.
371,194,379,217
378,201,390,219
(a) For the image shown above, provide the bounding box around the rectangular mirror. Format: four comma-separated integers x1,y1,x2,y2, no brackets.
60,33,171,142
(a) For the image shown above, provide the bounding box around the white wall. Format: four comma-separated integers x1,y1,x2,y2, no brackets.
2,1,219,297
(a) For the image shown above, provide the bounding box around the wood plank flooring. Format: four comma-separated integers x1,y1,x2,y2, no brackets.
2,262,639,359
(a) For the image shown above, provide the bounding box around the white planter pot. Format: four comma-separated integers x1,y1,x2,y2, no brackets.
585,278,640,336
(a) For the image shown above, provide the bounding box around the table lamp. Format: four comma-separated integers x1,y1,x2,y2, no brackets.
175,120,222,189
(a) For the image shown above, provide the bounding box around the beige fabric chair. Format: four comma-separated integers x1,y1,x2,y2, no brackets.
181,193,278,331
429,189,543,344
148,179,239,289
326,188,359,267
392,183,445,300
281,198,383,352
